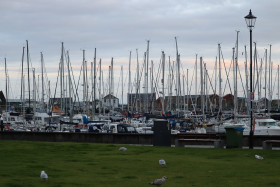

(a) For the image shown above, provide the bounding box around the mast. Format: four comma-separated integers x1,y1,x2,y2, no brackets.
175,37,181,112
102,70,105,116
244,46,250,115
67,51,73,122
200,57,205,119
146,41,150,112
264,49,267,109
186,69,189,112
183,75,185,113
60,43,65,113
108,65,111,110
21,47,25,114
161,51,165,115
234,31,239,121
32,68,36,113
85,56,89,116
268,45,272,114
253,42,258,111
93,48,97,118
48,80,50,114
232,47,236,121
5,58,8,117
82,49,86,114
278,65,280,109
151,61,154,113
26,40,31,110
136,49,139,112
195,54,198,111
128,51,131,112
214,56,217,109
40,52,45,109
99,59,102,117
204,63,208,113
91,61,94,117
111,57,114,111
168,56,172,111
218,44,222,118
121,65,124,111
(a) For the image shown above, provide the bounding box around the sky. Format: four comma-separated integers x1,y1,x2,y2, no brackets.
0,0,280,103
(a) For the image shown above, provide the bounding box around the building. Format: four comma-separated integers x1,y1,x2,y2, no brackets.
127,93,156,112
102,94,119,109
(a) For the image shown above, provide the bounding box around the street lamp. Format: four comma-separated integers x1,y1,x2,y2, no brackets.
245,9,257,149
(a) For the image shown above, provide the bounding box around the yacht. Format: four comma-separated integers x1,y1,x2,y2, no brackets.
243,118,280,136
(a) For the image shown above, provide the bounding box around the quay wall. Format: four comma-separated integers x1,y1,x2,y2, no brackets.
1,132,280,147
0,132,156,145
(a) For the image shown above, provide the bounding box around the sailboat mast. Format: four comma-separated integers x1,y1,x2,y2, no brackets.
264,49,267,109
67,51,73,122
232,47,236,121
195,54,198,110
85,55,89,116
218,44,222,116
146,41,150,113
234,31,239,120
168,56,172,111
111,57,114,111
175,37,180,111
109,65,111,110
41,52,44,107
187,69,189,111
244,46,250,115
26,40,31,109
214,56,217,109
21,47,25,114
161,51,165,115
93,48,97,118
82,49,86,114
136,49,139,112
204,63,208,113
99,59,102,117
128,51,131,112
151,61,154,113
121,65,123,111
200,57,205,119
5,58,8,116
278,65,280,109
60,43,65,113
183,75,185,113
102,70,105,116
268,45,272,113
48,80,50,114
91,61,94,117
32,68,36,113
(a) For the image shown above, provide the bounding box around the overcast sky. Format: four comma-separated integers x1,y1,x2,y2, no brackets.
0,0,280,102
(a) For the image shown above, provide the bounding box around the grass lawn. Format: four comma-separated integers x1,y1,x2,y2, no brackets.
0,140,279,187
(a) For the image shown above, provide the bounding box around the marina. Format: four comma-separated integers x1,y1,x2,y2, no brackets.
2,1,280,186
0,6,280,151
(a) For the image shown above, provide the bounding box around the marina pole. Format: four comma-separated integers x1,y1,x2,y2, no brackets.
245,9,257,149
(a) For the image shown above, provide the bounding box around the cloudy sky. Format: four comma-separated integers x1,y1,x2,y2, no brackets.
0,0,279,102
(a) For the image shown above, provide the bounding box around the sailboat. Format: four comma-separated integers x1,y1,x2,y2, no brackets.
25,40,34,121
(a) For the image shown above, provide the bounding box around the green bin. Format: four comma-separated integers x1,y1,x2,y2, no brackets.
225,125,244,148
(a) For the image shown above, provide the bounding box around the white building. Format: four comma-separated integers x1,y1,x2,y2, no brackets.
102,94,119,109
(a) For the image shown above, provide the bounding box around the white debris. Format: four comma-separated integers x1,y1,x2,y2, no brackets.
159,159,166,166
119,147,127,151
40,170,48,180
255,154,264,160
149,176,167,186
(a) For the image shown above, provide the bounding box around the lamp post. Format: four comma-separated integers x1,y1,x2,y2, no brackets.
245,9,257,149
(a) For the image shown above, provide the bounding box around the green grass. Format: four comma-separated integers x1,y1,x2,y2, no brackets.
0,140,279,187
